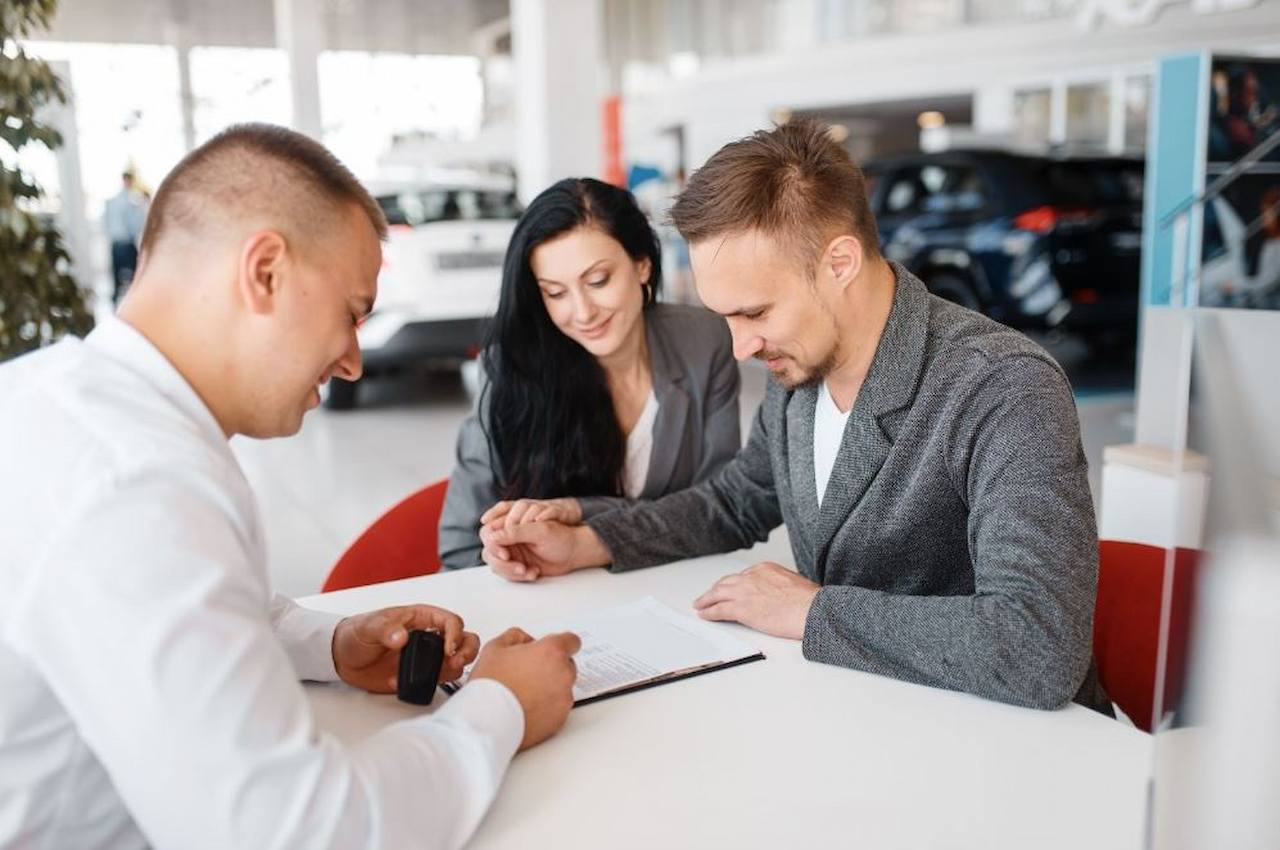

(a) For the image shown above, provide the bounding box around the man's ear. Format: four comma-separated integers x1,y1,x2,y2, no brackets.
238,229,289,316
824,234,865,292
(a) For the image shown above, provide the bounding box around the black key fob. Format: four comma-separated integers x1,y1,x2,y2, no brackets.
397,629,445,705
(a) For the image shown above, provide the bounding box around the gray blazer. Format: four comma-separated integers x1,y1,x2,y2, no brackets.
439,303,741,569
588,264,1108,713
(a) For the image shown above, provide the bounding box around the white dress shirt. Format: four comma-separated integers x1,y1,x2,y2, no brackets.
0,316,524,850
622,390,659,499
813,380,852,508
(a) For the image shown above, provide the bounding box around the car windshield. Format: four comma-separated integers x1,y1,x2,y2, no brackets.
1038,161,1144,208
377,189,521,226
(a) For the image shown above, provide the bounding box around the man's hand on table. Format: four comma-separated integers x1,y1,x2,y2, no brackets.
332,605,480,693
470,628,582,750
693,562,820,640
479,516,611,582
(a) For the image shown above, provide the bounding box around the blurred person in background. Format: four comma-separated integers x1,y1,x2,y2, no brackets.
104,168,148,303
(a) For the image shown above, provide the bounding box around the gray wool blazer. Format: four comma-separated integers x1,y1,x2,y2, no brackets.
588,263,1109,713
438,303,741,570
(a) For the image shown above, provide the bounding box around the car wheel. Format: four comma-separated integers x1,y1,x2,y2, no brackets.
325,377,359,411
927,272,982,312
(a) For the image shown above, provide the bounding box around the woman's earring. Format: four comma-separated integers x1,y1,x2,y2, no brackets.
642,281,653,304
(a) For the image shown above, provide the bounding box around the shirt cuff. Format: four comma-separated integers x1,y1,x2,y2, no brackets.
274,602,345,682
431,678,525,769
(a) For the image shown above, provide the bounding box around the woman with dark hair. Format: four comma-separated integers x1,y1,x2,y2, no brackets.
438,178,740,569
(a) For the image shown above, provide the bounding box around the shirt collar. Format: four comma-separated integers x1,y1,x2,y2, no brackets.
85,314,228,447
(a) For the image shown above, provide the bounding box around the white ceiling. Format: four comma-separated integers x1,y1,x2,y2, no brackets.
42,0,509,54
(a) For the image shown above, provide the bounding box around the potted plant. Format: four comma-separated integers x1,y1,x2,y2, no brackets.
1,0,93,362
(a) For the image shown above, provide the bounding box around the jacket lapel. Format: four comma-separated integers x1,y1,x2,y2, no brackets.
786,384,820,563
642,315,690,498
811,263,931,581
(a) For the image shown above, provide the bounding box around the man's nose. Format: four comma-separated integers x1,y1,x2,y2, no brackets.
334,332,363,382
729,325,765,362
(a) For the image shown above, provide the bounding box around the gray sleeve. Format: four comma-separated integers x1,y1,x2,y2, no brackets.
437,403,499,570
577,495,628,521
586,400,783,572
801,359,1098,710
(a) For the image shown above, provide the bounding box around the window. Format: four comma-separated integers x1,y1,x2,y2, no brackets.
883,170,923,214
921,165,987,213
1066,82,1110,149
1123,75,1151,152
376,189,520,226
920,165,948,194
1014,89,1052,149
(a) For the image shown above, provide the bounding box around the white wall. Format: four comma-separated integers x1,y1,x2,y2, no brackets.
623,2,1280,169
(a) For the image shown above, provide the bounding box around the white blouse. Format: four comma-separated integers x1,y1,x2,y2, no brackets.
623,390,660,499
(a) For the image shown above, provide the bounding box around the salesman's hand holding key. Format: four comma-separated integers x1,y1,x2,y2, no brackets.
332,604,582,751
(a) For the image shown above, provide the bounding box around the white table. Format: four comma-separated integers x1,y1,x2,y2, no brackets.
300,554,1152,850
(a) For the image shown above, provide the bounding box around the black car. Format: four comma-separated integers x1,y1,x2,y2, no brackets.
864,150,1144,347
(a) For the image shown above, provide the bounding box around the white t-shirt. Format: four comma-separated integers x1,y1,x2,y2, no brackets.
814,380,853,508
624,390,659,499
0,316,523,849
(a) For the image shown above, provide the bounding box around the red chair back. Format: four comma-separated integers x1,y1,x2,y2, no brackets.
322,480,449,592
1093,540,1201,732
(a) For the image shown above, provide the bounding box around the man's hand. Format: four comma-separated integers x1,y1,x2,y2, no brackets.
469,628,581,751
332,605,480,693
692,562,820,640
479,519,611,582
481,498,582,527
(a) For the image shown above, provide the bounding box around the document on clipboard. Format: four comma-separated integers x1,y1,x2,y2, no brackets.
444,596,765,706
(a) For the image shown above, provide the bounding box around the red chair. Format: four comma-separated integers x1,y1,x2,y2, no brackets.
321,479,449,592
1092,540,1202,732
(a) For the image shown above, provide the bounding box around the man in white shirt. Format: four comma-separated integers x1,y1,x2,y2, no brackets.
0,123,580,850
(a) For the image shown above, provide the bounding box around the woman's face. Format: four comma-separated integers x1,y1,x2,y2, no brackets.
530,225,651,359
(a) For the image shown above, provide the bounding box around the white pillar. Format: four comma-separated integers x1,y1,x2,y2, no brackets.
778,0,819,52
274,0,324,140
43,60,93,305
1107,70,1127,154
973,85,1015,136
164,22,197,151
511,0,604,205
1049,77,1068,145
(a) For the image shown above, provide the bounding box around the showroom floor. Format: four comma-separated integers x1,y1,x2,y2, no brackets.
235,338,1136,598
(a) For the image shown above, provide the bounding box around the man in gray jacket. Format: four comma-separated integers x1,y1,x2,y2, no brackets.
479,120,1108,713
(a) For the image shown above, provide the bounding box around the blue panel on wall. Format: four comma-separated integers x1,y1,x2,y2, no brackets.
1143,52,1208,308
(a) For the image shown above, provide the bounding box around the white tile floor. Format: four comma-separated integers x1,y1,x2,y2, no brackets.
240,358,1135,598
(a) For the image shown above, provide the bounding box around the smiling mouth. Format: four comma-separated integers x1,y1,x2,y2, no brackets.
578,316,612,338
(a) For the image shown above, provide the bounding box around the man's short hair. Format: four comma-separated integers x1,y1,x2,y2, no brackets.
669,119,880,273
138,123,387,259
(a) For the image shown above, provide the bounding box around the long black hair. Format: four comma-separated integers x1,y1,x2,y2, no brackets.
483,177,663,500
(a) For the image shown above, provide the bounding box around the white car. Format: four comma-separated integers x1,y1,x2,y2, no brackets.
327,176,520,409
